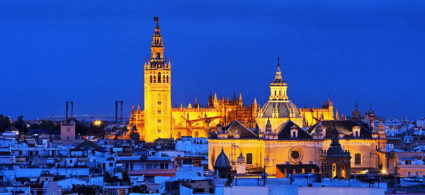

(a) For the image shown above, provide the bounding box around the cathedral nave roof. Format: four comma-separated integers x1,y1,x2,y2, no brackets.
307,120,372,139
221,120,258,139
276,120,313,140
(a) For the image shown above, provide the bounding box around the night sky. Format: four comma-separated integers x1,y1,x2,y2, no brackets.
1,0,424,120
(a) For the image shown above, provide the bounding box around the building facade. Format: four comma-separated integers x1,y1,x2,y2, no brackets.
208,119,393,176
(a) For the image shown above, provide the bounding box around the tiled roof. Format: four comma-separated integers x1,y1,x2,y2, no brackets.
260,101,301,118
222,120,258,139
214,148,230,168
75,140,104,150
276,120,312,140
307,120,372,138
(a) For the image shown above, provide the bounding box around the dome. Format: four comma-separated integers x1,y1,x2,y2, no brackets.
326,129,349,157
214,148,230,168
237,153,245,164
260,101,301,118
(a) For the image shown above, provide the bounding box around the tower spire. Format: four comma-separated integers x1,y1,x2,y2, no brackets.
277,56,280,70
154,16,160,30
269,56,288,101
151,16,164,61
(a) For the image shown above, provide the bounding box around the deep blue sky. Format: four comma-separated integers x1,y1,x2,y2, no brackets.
1,0,424,120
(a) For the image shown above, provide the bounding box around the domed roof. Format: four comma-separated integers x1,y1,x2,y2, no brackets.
260,101,301,118
237,153,245,164
326,129,349,157
214,148,230,168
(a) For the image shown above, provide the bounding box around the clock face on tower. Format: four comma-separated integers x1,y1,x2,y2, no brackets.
289,147,303,163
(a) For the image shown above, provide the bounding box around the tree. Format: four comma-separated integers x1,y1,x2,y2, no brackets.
0,115,11,132
13,115,28,134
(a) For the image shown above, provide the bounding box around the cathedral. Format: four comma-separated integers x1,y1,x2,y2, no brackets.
123,18,335,142
122,17,397,177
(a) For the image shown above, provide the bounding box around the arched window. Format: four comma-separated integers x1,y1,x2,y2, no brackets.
153,76,156,83
166,76,169,83
156,52,160,59
158,72,161,83
150,75,152,83
163,75,165,83
341,163,346,178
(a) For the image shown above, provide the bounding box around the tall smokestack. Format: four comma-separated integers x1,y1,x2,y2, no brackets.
70,101,74,117
120,101,123,123
65,101,69,122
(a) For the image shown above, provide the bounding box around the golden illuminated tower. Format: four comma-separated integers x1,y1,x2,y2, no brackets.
144,17,172,142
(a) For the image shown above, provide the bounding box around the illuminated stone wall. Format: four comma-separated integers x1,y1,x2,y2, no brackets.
208,138,389,176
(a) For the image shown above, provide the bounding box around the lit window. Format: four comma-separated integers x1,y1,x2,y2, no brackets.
158,101,162,105
158,120,161,124
246,153,253,164
158,110,161,114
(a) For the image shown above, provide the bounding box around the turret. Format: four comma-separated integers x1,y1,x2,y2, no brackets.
352,102,361,121
335,109,339,120
269,57,289,101
213,92,218,107
239,93,243,106
252,98,258,118
236,152,246,175
208,92,214,107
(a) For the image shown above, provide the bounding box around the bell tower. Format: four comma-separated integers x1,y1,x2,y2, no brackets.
144,17,172,142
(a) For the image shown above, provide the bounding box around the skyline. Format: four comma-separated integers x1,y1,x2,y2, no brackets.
1,0,425,119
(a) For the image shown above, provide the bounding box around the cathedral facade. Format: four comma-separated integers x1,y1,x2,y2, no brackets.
208,117,395,177
124,18,338,142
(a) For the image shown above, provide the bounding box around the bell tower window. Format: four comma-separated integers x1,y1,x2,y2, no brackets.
158,72,161,83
